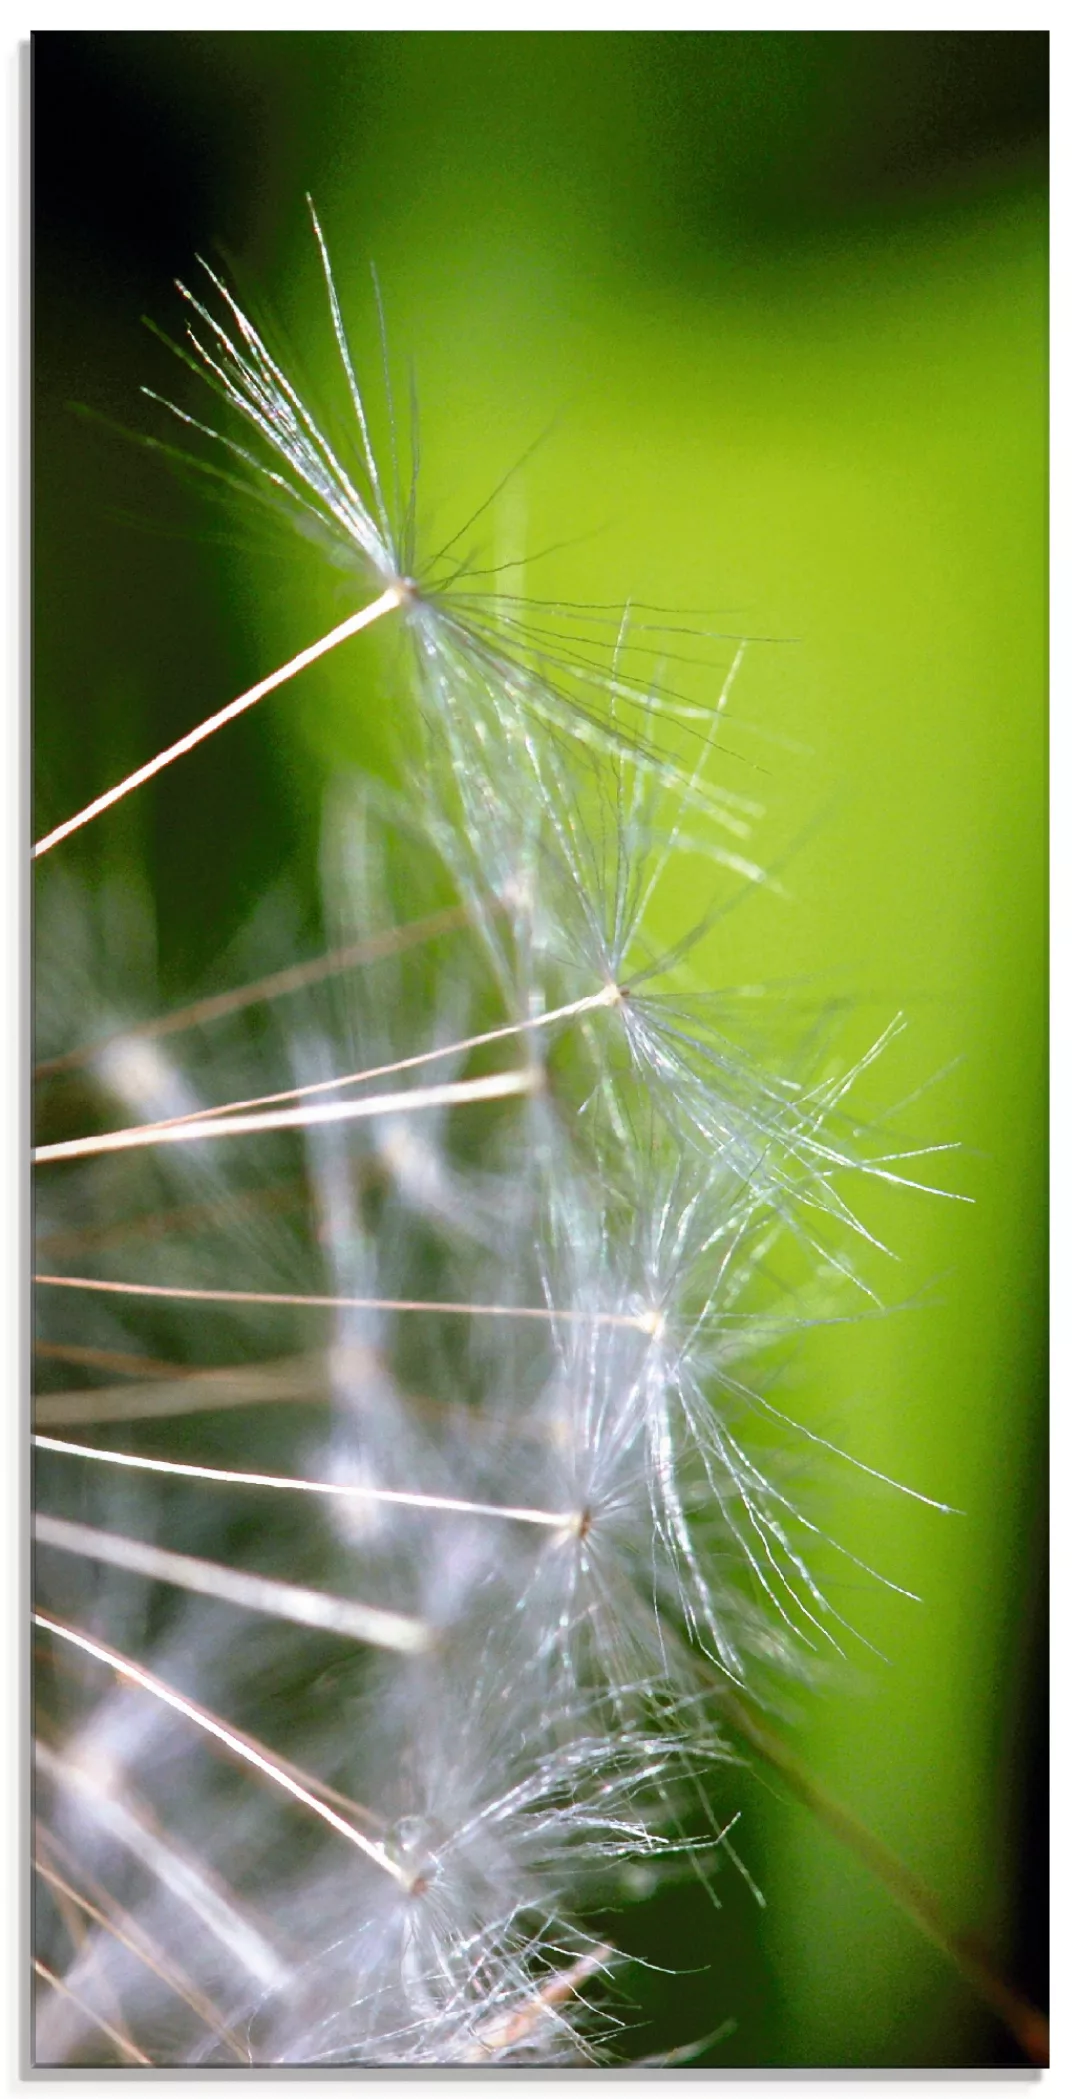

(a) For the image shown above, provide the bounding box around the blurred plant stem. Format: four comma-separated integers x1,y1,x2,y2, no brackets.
717,1688,1049,2067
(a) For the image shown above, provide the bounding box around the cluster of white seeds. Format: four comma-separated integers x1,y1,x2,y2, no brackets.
32,205,951,2067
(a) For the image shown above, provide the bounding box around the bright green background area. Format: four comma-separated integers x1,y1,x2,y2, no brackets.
35,32,1047,2067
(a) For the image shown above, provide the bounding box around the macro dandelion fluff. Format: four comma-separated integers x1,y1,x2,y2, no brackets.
31,199,1041,2071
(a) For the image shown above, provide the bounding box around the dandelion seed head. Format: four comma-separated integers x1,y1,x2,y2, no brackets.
33,199,953,2068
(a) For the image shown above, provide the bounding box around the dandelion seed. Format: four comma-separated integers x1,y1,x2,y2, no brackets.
35,1270,657,1331
35,1436,576,1533
45,981,621,1144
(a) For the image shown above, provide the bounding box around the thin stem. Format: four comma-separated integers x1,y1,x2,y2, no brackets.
33,1958,152,2068
464,1944,616,2060
31,587,403,859
33,1613,410,1889
34,1339,186,1379
114,983,622,1139
716,1687,1049,2068
34,1271,659,1333
34,1436,576,1532
33,1854,248,2062
32,1064,537,1167
34,1512,432,1654
33,1352,327,1429
36,1176,307,1264
35,1737,285,1988
33,906,470,1080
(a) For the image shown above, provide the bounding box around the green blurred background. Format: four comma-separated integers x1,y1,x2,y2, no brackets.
33,30,1047,2068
